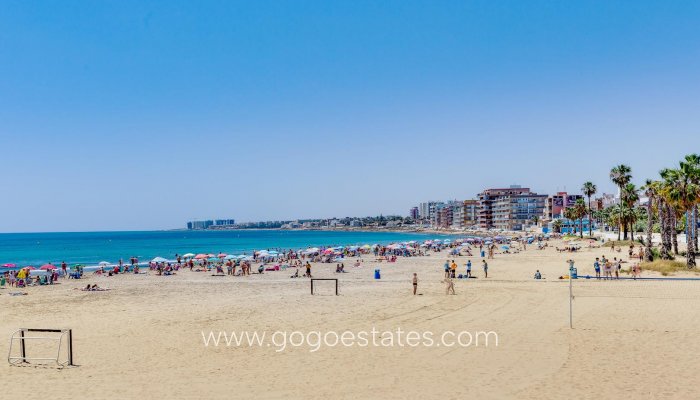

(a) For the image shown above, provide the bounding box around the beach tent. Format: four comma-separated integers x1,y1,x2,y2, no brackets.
151,257,168,263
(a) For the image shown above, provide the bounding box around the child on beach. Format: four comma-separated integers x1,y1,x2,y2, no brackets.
305,262,312,278
594,258,601,279
482,260,488,278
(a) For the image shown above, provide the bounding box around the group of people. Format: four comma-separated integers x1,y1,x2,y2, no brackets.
443,259,488,279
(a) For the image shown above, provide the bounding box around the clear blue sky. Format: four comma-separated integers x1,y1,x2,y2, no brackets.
1,1,698,232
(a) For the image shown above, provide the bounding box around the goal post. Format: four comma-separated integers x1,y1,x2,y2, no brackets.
310,278,339,296
8,328,74,367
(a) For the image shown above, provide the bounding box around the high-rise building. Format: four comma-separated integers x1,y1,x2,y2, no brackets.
545,192,583,220
463,200,479,228
478,185,546,230
187,220,214,230
409,207,419,220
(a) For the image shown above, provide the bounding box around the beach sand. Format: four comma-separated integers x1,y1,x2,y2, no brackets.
2,240,700,399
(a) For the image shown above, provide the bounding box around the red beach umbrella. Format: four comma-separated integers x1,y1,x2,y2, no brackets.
194,254,208,260
217,253,227,258
40,264,57,270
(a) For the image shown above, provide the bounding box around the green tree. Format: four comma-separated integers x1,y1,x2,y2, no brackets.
610,165,632,240
581,182,597,237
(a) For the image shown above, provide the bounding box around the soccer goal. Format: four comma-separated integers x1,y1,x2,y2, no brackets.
310,278,339,295
8,328,74,367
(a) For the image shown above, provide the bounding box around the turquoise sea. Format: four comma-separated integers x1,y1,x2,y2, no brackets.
0,230,453,266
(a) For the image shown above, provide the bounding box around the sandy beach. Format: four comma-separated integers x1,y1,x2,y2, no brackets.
3,239,700,400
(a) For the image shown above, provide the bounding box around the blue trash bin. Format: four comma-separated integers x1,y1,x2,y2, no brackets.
480,251,485,258
374,269,381,279
569,266,578,279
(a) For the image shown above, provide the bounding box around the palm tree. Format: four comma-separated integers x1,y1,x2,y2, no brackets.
661,162,700,268
684,154,700,252
552,219,563,234
642,179,659,261
581,182,597,237
610,165,632,240
573,198,587,238
621,183,639,241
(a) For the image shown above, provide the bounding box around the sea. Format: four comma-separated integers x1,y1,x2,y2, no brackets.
0,230,455,267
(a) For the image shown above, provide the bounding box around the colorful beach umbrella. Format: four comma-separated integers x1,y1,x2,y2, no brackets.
2,263,16,268
40,264,56,270
194,254,208,260
217,253,228,258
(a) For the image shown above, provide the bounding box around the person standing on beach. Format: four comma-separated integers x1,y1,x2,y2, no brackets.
594,258,601,279
305,262,312,278
61,261,67,277
450,260,457,278
466,260,472,278
444,260,450,278
412,273,418,295
482,260,488,278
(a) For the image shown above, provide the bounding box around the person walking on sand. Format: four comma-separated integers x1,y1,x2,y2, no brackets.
482,260,488,278
412,273,418,295
444,277,455,295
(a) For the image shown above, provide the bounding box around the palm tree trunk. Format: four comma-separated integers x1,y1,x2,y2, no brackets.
623,220,629,241
579,218,583,238
645,197,654,261
660,201,672,260
693,206,698,252
687,220,696,268
672,213,679,255
588,196,593,237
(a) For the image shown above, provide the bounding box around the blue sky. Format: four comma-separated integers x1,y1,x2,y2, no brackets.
1,1,699,232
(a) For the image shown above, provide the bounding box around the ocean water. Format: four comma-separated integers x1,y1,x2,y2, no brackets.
0,230,452,266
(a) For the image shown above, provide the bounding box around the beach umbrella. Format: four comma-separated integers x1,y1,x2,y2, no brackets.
194,254,208,260
98,261,111,266
151,257,168,263
217,253,227,258
24,266,36,270
182,253,195,258
501,245,509,250
2,263,17,268
224,255,236,260
40,264,56,270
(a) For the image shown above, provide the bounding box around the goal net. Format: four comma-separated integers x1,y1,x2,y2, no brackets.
310,278,339,296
